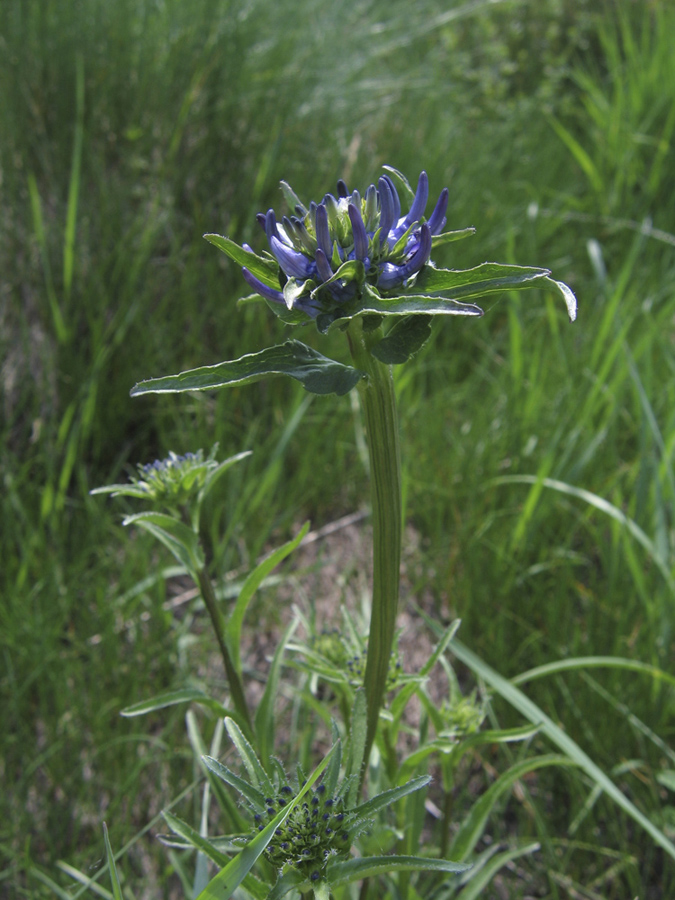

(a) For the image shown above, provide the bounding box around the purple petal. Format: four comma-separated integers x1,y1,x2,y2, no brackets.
378,176,395,246
427,188,449,234
315,204,332,257
314,247,334,283
383,175,401,224
242,267,284,305
348,203,368,261
377,223,431,289
406,171,429,226
270,235,315,279
336,178,349,198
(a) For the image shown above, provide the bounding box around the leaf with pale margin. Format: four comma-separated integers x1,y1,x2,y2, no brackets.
162,812,230,868
431,227,476,249
326,855,471,886
202,755,267,809
370,315,433,365
204,234,280,288
130,341,364,398
122,511,203,574
121,689,228,718
323,284,484,332
415,263,577,321
195,745,336,900
352,775,430,821
103,824,123,900
224,718,273,795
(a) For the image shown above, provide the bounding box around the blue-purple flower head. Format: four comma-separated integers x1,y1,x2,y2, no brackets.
242,169,448,319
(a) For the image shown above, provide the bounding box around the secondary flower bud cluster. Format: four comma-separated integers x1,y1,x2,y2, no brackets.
242,170,448,318
310,627,404,691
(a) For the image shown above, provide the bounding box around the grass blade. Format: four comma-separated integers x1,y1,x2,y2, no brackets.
448,638,675,862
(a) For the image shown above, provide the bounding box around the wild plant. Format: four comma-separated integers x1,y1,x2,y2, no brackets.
94,164,675,900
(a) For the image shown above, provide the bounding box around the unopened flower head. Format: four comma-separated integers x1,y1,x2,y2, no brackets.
242,169,447,318
91,447,224,510
254,780,355,882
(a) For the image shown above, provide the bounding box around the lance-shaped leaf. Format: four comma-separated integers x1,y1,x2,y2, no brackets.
326,855,471,885
122,511,204,574
130,341,364,398
415,263,578,321
103,823,124,900
204,234,280,289
431,227,476,249
121,688,229,718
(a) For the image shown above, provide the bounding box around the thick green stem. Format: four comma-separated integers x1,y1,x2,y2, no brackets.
347,320,402,779
197,568,253,738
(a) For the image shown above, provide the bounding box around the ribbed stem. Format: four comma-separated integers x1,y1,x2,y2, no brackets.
197,568,253,739
347,320,402,779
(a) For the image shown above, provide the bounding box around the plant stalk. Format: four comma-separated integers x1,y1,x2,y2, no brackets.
197,567,253,738
347,320,402,779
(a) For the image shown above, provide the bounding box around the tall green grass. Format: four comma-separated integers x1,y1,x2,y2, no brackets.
1,0,674,896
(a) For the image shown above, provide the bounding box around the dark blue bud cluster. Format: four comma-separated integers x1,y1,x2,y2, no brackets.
242,170,447,319
259,781,352,880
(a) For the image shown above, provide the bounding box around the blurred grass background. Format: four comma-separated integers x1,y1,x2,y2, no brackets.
2,0,675,896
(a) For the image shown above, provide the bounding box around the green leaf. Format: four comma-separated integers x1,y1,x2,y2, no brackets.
195,745,336,900
90,484,153,499
326,855,471,886
283,277,315,311
417,261,552,295
431,227,476,249
370,316,433,365
202,756,267,810
120,689,228,718
162,812,230,868
224,718,274,795
130,341,364,398
229,522,310,674
204,234,280,288
382,165,415,204
122,511,203,574
415,263,577,321
310,259,366,297
103,823,124,900
350,284,484,322
352,776,431,821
